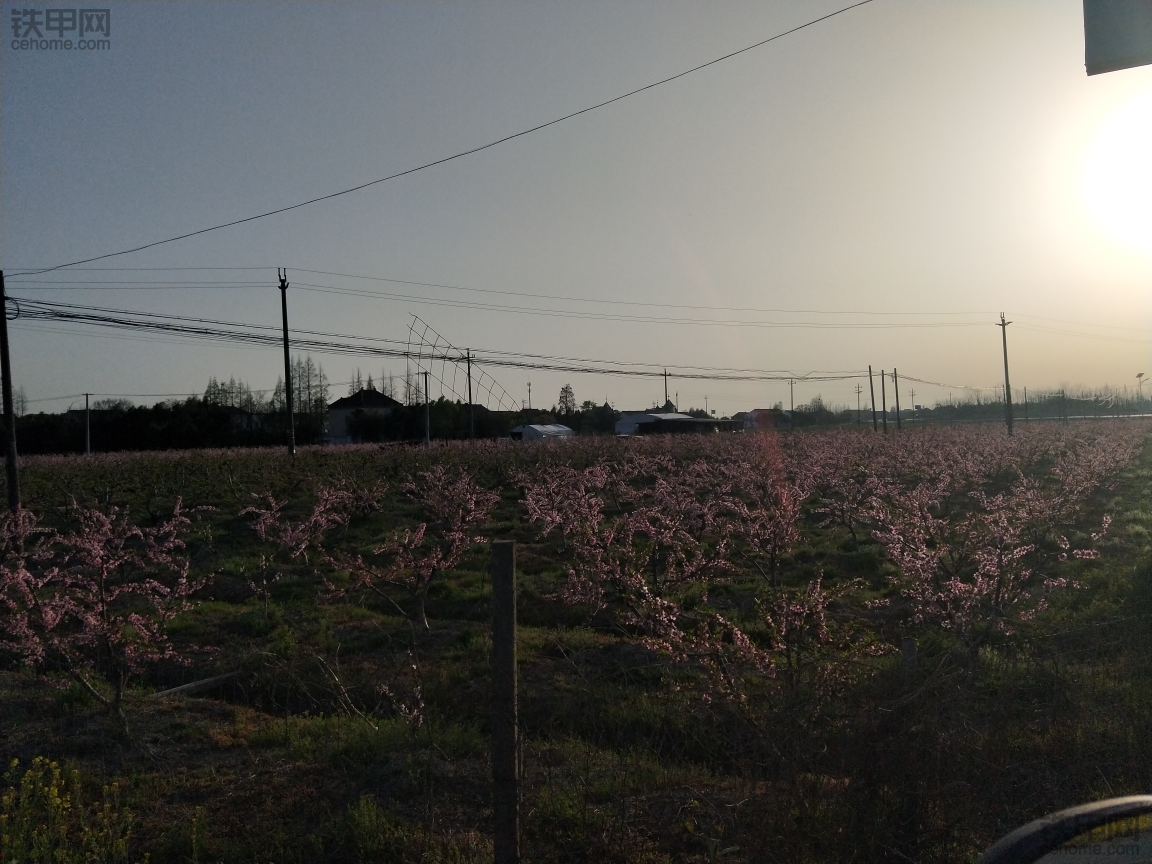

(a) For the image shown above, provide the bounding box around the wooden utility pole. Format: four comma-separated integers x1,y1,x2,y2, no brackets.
892,369,902,430
880,369,888,432
466,349,474,439
491,540,520,864
423,370,431,446
997,313,1014,436
0,271,20,512
868,366,877,431
278,269,296,455
85,393,91,455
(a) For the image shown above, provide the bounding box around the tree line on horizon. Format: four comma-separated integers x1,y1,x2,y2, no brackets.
7,362,1148,455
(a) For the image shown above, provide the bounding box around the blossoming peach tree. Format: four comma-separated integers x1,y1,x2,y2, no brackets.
0,501,208,732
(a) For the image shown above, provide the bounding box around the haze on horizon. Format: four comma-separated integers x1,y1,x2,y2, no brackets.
2,0,1149,418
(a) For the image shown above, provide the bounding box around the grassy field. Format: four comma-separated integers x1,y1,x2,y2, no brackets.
2,423,1150,863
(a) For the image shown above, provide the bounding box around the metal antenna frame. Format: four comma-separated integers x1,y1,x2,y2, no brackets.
407,316,518,413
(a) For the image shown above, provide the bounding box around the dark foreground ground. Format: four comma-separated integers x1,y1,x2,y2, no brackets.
2,427,1150,863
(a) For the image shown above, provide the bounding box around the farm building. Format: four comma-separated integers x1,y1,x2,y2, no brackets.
509,423,576,440
731,408,791,430
326,389,403,444
615,412,740,436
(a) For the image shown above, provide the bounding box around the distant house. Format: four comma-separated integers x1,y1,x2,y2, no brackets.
326,389,402,444
615,411,740,436
509,423,575,441
731,408,791,430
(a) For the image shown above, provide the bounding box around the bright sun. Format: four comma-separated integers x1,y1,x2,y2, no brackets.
1081,87,1152,256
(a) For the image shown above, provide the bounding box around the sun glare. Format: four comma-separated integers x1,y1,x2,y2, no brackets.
1081,88,1152,256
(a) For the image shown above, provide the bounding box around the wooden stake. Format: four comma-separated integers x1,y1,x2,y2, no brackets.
491,540,519,864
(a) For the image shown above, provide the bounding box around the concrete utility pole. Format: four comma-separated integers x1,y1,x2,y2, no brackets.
0,271,20,512
880,369,888,433
466,349,474,439
789,379,794,413
278,269,296,456
85,393,91,455
997,313,1014,436
892,369,901,430
856,384,862,424
663,369,669,407
868,366,877,431
423,370,430,446
910,388,916,421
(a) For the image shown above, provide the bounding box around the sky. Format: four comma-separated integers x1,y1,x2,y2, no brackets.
2,0,1150,418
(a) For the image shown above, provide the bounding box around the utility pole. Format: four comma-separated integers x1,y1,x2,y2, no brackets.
789,379,794,413
855,384,862,424
997,313,1014,436
705,395,709,416
868,366,877,432
0,271,20,512
278,268,296,456
1024,386,1028,421
880,370,888,432
423,370,430,446
663,369,669,407
892,369,902,430
85,393,91,455
466,349,474,439
527,381,531,411
909,388,916,422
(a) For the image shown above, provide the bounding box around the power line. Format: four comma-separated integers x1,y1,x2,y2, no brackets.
6,268,995,318
10,321,288,352
285,281,990,327
9,1,876,276
1014,324,1151,346
13,269,1146,337
13,295,853,376
20,296,1125,396
5,267,273,272
1011,313,1151,334
12,296,874,383
26,391,201,404
286,268,991,318
291,281,992,330
7,280,268,288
